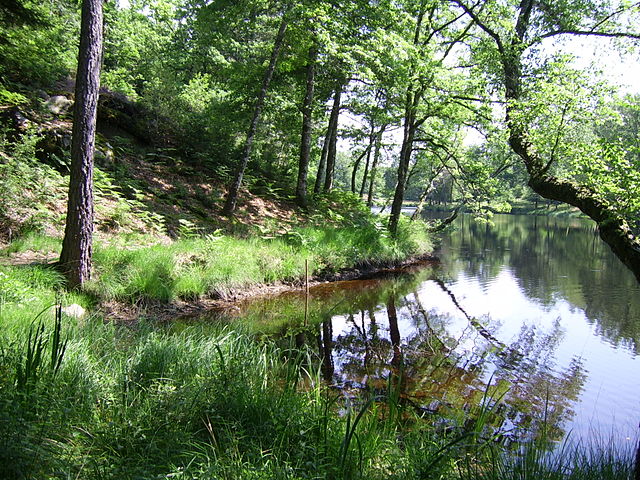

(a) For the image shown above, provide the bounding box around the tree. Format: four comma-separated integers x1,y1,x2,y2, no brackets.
59,0,103,289
387,0,475,234
222,10,289,216
295,40,318,207
452,0,640,281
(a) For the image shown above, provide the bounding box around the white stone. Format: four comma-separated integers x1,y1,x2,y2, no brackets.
61,303,86,319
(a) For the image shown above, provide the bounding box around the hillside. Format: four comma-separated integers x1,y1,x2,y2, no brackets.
0,83,304,251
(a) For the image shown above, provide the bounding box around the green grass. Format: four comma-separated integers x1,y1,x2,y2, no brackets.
0,189,631,479
0,294,635,479
1,231,61,256
83,216,431,304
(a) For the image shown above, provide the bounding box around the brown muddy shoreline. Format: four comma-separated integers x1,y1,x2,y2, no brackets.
100,253,439,324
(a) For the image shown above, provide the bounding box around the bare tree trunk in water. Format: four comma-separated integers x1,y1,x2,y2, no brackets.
59,0,103,289
320,318,334,381
295,42,317,207
222,15,288,216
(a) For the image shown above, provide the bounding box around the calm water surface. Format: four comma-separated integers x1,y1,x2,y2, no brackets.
233,214,640,446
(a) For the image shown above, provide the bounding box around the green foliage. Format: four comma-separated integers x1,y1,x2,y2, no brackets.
0,0,78,86
0,131,66,236
0,84,28,106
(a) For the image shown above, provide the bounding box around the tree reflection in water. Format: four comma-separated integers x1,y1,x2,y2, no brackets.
230,214,640,446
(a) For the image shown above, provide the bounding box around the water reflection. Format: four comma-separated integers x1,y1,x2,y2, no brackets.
232,214,640,446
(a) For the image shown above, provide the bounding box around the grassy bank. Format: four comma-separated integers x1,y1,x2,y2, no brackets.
2,212,431,308
0,133,633,479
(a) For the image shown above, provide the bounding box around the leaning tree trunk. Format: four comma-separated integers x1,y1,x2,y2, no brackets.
367,127,385,207
222,15,288,216
59,0,103,289
410,165,445,220
500,31,640,282
313,120,331,194
295,42,318,208
352,123,375,195
359,126,379,197
350,148,370,194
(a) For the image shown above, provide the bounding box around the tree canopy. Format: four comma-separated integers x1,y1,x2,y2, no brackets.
1,0,640,281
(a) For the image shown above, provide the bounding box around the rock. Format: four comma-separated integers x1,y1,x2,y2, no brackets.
35,128,72,172
45,95,73,115
95,144,115,167
61,304,86,319
0,107,31,133
36,90,50,101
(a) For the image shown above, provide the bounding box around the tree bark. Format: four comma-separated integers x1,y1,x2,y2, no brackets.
222,15,288,216
350,147,370,194
389,89,419,235
323,85,343,192
295,42,318,207
359,127,378,197
410,166,445,221
366,128,385,207
355,123,376,196
313,117,331,194
388,6,427,235
59,0,103,289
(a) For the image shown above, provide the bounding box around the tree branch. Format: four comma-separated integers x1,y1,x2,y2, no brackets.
539,30,640,40
449,0,504,53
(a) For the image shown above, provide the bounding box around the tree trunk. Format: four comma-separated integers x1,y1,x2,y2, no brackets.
389,90,418,235
410,165,445,220
222,15,288,216
350,148,369,194
388,5,426,235
367,128,385,207
313,117,330,194
497,10,640,282
59,0,103,289
323,86,343,192
295,42,318,207
358,124,376,197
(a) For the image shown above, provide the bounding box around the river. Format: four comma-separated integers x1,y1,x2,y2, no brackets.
229,214,640,447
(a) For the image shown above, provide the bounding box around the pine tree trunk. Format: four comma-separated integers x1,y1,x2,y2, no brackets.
295,42,318,207
222,15,288,216
59,0,103,289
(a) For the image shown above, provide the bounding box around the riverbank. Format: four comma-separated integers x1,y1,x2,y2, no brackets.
0,214,433,320
0,296,634,479
2,218,638,478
